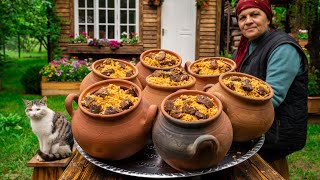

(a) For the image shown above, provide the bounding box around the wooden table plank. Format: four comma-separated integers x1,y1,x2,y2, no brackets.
60,151,284,180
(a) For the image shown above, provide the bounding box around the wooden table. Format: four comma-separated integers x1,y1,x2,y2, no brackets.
59,151,284,180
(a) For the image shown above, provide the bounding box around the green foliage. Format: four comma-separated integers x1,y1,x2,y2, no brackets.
121,32,140,44
308,66,320,96
297,31,308,40
69,32,88,44
39,57,91,82
20,65,43,94
0,113,22,131
289,0,319,31
195,0,209,8
272,7,287,30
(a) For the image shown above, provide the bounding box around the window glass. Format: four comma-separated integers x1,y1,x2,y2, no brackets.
108,10,115,23
99,10,106,23
108,26,115,39
99,26,106,39
129,10,135,24
88,25,94,38
129,26,135,34
129,0,135,8
79,10,85,23
87,10,94,23
121,26,127,34
108,0,115,8
99,0,106,8
87,0,93,8
79,25,86,34
120,0,127,8
120,10,127,24
79,0,85,7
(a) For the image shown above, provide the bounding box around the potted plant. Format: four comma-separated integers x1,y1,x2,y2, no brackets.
308,66,320,114
297,29,308,47
39,57,91,96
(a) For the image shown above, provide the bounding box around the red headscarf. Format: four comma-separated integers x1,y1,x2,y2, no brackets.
234,0,273,71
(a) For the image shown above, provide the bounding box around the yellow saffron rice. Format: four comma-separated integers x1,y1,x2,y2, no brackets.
146,68,193,86
168,95,218,122
96,59,134,78
81,84,139,115
222,76,270,98
191,58,231,75
143,52,179,68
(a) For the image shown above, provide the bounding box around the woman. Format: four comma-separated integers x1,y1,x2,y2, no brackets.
233,0,308,178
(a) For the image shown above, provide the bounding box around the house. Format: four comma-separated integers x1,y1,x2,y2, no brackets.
55,0,223,65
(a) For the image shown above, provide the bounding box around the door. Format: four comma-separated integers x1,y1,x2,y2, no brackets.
161,0,196,65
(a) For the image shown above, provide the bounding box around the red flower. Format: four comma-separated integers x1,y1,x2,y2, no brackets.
69,34,74,37
203,2,208,7
81,32,87,35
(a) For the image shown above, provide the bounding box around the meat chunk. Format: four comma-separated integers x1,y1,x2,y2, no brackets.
120,98,133,110
125,86,137,97
155,51,166,61
196,95,214,108
257,86,268,96
164,100,174,112
182,105,197,115
195,111,209,119
89,104,102,114
101,69,115,76
126,70,134,77
209,60,218,69
104,106,121,115
94,87,110,98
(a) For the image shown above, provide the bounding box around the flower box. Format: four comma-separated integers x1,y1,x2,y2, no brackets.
308,96,320,114
67,44,144,54
41,77,81,96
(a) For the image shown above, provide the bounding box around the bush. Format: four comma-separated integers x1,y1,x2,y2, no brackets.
20,65,43,94
0,113,22,131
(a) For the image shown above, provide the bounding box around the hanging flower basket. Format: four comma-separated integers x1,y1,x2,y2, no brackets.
147,0,164,7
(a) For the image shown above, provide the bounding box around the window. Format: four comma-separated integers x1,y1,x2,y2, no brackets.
74,0,139,40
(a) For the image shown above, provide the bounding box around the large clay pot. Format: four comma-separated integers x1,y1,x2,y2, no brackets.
152,90,233,171
137,49,182,89
142,74,196,108
80,58,142,92
65,79,158,160
204,72,274,142
185,57,237,90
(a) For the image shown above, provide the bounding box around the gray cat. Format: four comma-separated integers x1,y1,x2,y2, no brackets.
23,96,74,161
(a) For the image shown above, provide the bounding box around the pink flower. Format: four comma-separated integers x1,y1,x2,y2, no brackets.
81,32,87,35
69,34,74,37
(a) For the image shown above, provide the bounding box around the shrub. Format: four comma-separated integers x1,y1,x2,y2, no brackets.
308,66,320,96
20,65,43,94
0,113,22,131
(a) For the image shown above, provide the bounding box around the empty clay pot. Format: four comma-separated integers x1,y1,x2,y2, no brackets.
80,58,142,92
204,72,274,142
152,90,233,171
185,57,237,91
136,49,182,89
65,79,158,160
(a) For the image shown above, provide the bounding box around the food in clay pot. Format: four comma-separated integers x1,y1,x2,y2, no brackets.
152,90,233,171
65,79,158,160
185,57,236,90
142,67,196,108
136,49,182,89
204,72,274,142
80,58,142,92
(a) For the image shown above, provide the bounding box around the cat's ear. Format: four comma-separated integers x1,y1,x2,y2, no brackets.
23,99,31,107
41,96,48,105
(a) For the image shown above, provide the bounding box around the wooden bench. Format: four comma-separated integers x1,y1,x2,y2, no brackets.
27,147,76,180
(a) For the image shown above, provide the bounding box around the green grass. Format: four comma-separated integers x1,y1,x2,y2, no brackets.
0,50,319,179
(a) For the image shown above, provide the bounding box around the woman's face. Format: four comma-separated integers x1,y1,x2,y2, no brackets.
238,8,270,41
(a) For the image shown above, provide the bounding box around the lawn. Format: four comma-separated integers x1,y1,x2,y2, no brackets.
0,51,319,179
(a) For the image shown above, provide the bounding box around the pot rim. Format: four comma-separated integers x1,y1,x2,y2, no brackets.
187,57,237,78
219,72,274,102
160,90,223,126
140,49,182,70
91,58,139,80
78,79,142,118
145,74,196,91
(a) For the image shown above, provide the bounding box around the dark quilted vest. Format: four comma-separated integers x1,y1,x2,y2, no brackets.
239,30,308,162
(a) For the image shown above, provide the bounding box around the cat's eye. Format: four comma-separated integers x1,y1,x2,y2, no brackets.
36,108,41,111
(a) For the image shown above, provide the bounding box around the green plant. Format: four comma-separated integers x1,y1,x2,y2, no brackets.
0,113,22,131
196,0,209,8
20,64,43,94
39,57,91,82
297,30,308,40
121,32,139,44
69,32,88,44
308,66,320,96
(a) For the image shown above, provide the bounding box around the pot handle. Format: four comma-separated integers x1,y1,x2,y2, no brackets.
184,61,191,73
203,84,214,92
143,105,158,134
187,135,220,159
65,93,79,117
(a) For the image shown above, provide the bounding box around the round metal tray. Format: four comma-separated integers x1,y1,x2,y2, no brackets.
75,135,264,179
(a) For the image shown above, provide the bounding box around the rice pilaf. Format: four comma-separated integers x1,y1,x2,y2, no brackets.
191,58,231,75
223,75,270,98
81,84,139,115
143,50,179,68
96,58,134,78
164,95,218,122
146,68,193,86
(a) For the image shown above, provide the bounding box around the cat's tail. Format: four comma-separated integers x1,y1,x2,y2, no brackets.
37,150,64,161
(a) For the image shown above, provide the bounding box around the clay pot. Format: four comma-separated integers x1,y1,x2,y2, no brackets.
152,90,233,171
136,49,182,89
65,79,158,160
142,74,196,108
204,72,274,142
80,58,142,92
185,57,237,91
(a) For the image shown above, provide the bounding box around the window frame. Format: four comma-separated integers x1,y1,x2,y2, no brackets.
74,0,140,40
